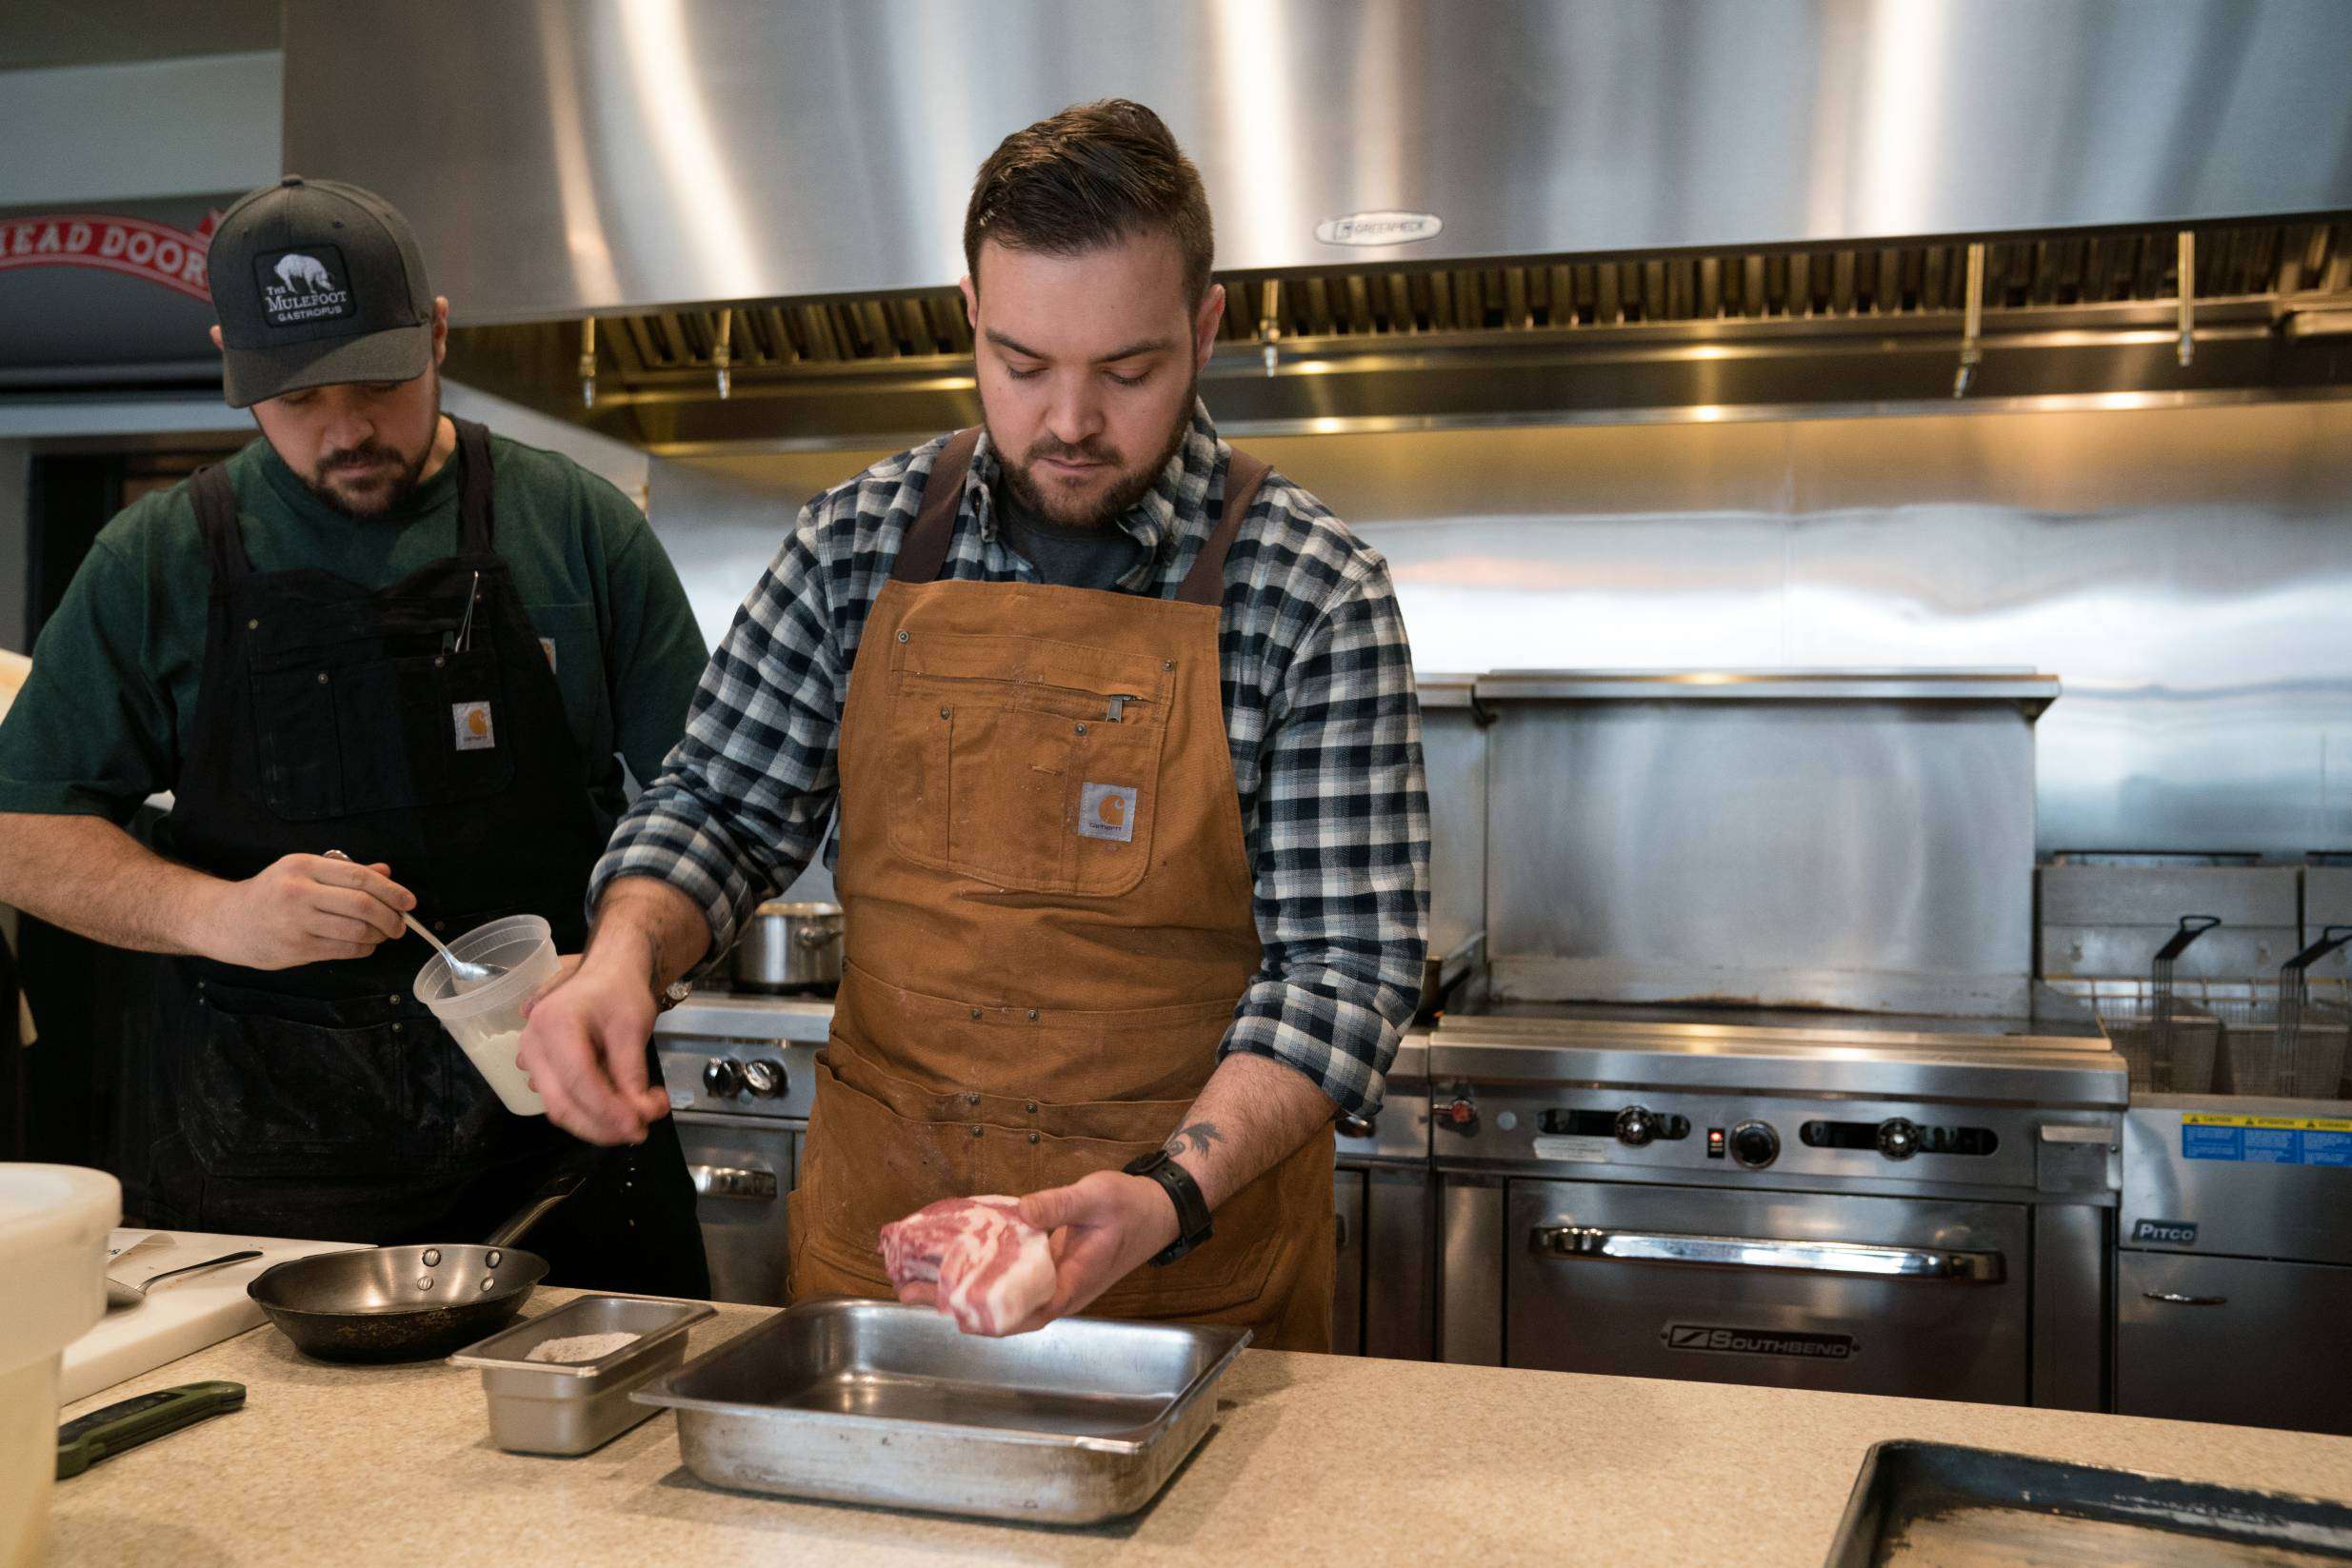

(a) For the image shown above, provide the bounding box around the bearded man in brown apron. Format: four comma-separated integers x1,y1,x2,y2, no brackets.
522,100,1428,1351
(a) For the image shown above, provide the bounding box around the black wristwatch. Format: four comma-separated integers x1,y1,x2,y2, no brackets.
1123,1149,1213,1266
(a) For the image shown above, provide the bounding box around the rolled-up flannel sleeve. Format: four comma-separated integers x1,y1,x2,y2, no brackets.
1221,566,1429,1117
588,514,843,963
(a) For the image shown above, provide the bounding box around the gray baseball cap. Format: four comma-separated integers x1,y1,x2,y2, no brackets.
209,175,435,408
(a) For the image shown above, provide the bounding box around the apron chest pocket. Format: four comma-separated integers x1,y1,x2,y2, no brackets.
887,631,1169,896
249,643,518,821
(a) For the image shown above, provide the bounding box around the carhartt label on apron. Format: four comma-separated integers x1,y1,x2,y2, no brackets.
1078,783,1137,844
452,700,497,750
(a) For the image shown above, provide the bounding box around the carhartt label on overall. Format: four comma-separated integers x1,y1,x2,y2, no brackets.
1078,783,1136,843
452,701,496,751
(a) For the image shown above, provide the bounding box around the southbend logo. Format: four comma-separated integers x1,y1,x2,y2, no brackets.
1664,1323,1858,1360
256,245,355,327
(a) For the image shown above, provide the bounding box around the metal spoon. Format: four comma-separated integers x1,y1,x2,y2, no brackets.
323,849,503,990
105,1249,264,1310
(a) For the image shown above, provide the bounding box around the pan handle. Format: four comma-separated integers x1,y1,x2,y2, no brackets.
484,1170,587,1249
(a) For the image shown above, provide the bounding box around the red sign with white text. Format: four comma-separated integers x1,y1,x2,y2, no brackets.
0,211,221,301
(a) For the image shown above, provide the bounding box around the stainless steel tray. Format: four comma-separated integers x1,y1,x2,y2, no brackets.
449,1294,714,1456
1824,1440,2352,1565
631,1299,1249,1523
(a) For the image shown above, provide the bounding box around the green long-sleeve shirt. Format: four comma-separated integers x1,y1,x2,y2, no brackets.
0,429,707,833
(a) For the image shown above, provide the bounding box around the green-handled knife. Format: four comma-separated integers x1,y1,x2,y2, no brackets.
56,1380,246,1479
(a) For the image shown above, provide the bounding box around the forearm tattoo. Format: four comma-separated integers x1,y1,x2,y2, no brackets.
1164,1121,1224,1160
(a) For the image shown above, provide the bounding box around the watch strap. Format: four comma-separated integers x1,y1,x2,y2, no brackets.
1124,1148,1213,1265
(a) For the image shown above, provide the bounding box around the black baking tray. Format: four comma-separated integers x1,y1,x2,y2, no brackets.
1824,1440,2352,1565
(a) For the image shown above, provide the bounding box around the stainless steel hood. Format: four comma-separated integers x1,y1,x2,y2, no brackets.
286,0,2352,319
280,1,2352,447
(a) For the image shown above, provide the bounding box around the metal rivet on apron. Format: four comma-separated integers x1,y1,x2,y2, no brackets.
897,628,910,643
1027,1009,1039,1022
1027,1131,1040,1145
939,707,950,720
1074,722,1087,736
434,655,446,668
388,996,401,1006
1163,660,1174,670
390,1022,403,1034
965,1091,980,1106
969,1007,982,1021
1026,1100,1039,1114
246,618,259,631
316,670,329,684
970,1124,984,1139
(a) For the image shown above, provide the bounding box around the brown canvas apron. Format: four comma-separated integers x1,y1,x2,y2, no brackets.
787,429,1336,1351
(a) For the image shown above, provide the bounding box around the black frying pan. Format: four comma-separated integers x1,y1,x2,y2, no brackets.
247,1172,582,1363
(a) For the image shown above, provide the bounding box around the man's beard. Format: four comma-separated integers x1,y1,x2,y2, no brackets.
994,374,1196,530
300,373,441,519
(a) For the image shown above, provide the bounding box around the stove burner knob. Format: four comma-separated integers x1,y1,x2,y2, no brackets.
1437,1097,1479,1132
1729,1121,1780,1169
1614,1105,1660,1147
1876,1118,1922,1161
702,1058,746,1098
743,1059,787,1099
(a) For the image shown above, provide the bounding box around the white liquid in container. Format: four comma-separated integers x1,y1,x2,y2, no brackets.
415,916,557,1118
454,1026,545,1117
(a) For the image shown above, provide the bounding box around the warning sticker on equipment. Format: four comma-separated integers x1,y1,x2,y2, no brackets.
2182,1112,2352,1166
1530,1135,1609,1164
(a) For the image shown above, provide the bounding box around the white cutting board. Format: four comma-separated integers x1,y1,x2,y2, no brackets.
60,1230,369,1402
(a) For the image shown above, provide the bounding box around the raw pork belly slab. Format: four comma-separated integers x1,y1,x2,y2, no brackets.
879,1195,1056,1335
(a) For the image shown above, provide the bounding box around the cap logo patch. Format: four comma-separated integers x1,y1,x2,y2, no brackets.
255,244,355,327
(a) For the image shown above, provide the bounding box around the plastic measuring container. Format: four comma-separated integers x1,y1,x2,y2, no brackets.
0,1163,118,1568
414,915,559,1116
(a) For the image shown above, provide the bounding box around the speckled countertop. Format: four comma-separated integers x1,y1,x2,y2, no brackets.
47,1290,2352,1567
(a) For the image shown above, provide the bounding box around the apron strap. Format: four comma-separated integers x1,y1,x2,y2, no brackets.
189,464,253,581
451,416,497,553
1173,449,1270,607
890,427,982,585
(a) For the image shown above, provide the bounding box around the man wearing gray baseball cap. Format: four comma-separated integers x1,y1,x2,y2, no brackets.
0,177,710,1296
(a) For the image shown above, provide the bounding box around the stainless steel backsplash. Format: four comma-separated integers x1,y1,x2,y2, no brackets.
645,400,2352,863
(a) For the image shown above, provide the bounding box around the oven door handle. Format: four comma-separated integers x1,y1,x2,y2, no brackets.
689,1163,779,1201
1531,1225,2005,1282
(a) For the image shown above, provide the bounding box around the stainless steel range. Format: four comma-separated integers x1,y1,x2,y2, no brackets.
653,994,827,1306
1427,1000,2124,1409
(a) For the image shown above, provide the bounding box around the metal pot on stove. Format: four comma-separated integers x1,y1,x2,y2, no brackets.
731,901,842,993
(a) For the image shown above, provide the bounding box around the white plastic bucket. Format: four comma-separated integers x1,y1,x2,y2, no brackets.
0,1163,119,1568
412,915,559,1116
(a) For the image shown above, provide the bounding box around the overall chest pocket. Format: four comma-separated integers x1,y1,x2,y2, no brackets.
886,630,1170,897
249,634,518,822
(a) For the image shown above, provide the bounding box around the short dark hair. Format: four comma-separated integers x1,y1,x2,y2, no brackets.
964,99,1215,304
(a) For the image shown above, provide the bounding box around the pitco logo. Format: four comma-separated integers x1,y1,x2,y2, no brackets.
0,211,217,300
2132,1220,2198,1245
